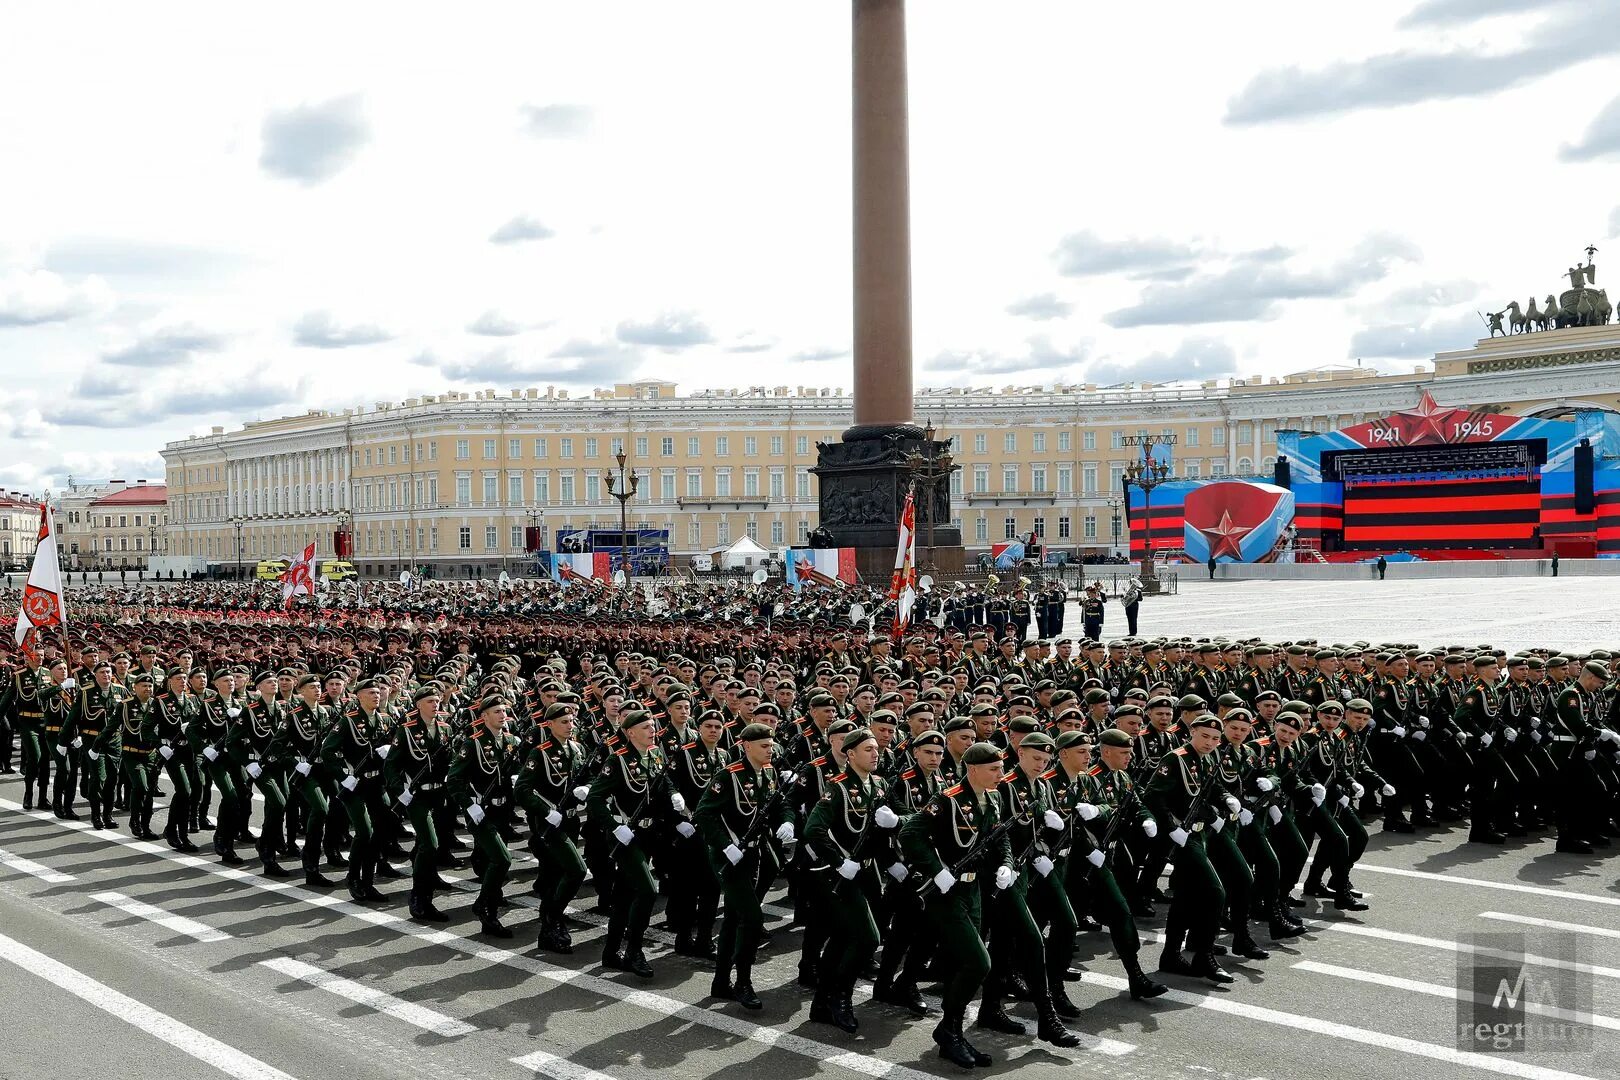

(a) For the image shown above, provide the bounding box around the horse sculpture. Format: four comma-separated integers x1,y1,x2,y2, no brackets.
1503,300,1531,335
1539,294,1559,331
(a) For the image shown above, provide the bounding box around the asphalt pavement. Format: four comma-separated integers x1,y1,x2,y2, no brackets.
0,771,1616,1080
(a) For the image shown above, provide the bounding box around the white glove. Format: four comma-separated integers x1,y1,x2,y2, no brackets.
295,760,311,776
1602,729,1619,744
933,867,956,893
1381,783,1396,797
226,708,241,719
1338,794,1350,808
670,792,686,814
1033,855,1055,877
246,762,261,779
1224,794,1241,815
1238,808,1254,826
1310,783,1326,804
202,746,218,762
467,802,485,824
874,805,900,829
398,789,413,807
1268,805,1283,824
55,744,67,757
1169,827,1188,847
837,858,860,880
781,771,797,786
87,749,100,761
613,824,635,846
1077,802,1100,822
1142,818,1158,838
572,785,590,802
994,865,1014,890
72,737,83,749
888,862,908,882
1479,732,1493,748
545,809,564,827
1531,731,1542,744
724,843,744,865
1211,816,1225,834
1350,782,1365,798
1086,848,1105,868
1530,718,1542,730
1043,809,1064,830
1458,731,1471,744
1503,727,1517,743
159,745,174,761
1585,748,1598,761
376,744,391,759
1255,777,1274,793
675,821,696,838
775,822,795,843
1418,715,1430,728
1391,726,1406,738
1413,730,1427,741
61,677,76,690
1340,688,1352,701
341,774,358,792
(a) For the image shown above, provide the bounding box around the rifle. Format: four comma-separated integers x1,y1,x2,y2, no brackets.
1089,781,1140,870
738,776,790,852
1172,750,1221,838
914,813,1017,899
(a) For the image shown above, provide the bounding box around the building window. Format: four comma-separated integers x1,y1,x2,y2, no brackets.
428,442,438,461
661,473,675,501
1002,467,1017,492
973,466,989,493
1238,422,1253,445
716,436,729,457
769,471,784,499
1212,426,1226,446
511,525,523,549
975,516,988,542
1083,465,1097,495
1058,515,1071,539
950,470,962,496
1057,465,1072,493
717,519,730,544
508,474,522,505
133,514,142,526
744,436,757,456
686,473,702,497
485,526,498,550
1004,432,1017,454
716,472,732,497
1262,421,1276,443
797,519,809,542
1110,465,1125,491
796,469,811,499
974,434,987,454
1084,515,1097,539
688,520,702,546
1237,457,1253,473
1186,427,1200,447
688,437,701,456
458,526,471,550
1083,430,1096,451
119,515,128,528
1032,433,1046,453
456,476,471,507
1058,431,1071,452
585,475,600,503
1032,515,1046,538
483,475,498,505
560,438,574,458
796,435,809,455
744,471,759,497
661,437,674,456
479,438,494,459
1185,459,1202,478
745,519,758,540
535,473,550,505
1031,466,1047,493
509,438,522,459
769,435,782,456
1211,460,1227,476
560,475,575,503
535,438,548,458
1110,430,1123,449
585,438,598,458
1004,517,1017,540
455,439,469,460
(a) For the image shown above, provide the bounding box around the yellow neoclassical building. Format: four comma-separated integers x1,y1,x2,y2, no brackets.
157,326,1620,578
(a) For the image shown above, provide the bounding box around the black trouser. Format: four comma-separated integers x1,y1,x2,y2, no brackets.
1369,734,1423,820
713,847,768,981
159,747,192,839
664,828,716,939
877,875,936,987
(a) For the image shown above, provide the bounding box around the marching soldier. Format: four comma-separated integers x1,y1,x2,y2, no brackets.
1145,712,1232,984
274,674,338,885
118,674,160,839
587,707,673,977
390,684,456,921
321,678,391,902
515,700,593,950
448,694,523,936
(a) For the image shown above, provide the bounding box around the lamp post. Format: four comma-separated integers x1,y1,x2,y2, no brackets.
1122,434,1176,593
148,525,157,579
604,450,640,578
1107,495,1122,558
526,505,543,577
903,418,956,572
231,516,244,581
336,508,352,575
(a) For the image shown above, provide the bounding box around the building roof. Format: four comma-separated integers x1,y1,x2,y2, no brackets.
91,484,167,507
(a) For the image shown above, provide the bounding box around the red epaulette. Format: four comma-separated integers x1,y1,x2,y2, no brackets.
1334,728,1348,740
998,772,1018,785
1087,764,1103,776
830,772,848,784
471,727,485,739
539,739,554,751
726,760,747,773
404,718,418,728
1171,746,1187,756
1255,736,1273,747
811,755,827,767
681,740,698,751
943,783,964,797
900,768,917,781
614,746,629,756
1039,767,1057,781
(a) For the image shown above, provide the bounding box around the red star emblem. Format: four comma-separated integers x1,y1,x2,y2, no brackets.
1199,509,1253,561
1386,391,1462,445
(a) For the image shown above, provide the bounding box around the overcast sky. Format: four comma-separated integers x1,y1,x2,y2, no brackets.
3,0,1618,496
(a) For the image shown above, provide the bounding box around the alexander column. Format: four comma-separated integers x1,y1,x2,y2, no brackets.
814,0,963,575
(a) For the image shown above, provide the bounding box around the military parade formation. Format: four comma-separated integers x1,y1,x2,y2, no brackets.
3,575,1619,1070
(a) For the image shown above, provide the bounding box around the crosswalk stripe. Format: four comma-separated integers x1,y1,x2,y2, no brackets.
1296,918,1620,982
1076,968,1602,1080
1295,959,1620,1033
1479,911,1620,941
1355,864,1620,907
0,798,947,1080
0,845,75,883
0,929,299,1080
91,890,231,942
510,1049,623,1080
259,957,476,1037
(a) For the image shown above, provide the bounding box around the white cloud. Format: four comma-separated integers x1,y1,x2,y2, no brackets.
259,95,370,184
0,269,111,326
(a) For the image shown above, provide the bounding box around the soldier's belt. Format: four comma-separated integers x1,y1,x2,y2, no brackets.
247,751,260,762
416,781,443,791
360,768,381,779
1191,821,1204,832
80,729,100,737
486,797,507,807
958,871,977,883
637,817,654,829
1550,735,1576,743
19,709,41,719
45,726,61,733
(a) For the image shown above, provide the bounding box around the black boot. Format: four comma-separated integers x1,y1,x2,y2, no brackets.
304,869,338,888
623,947,654,979
1269,913,1306,940
476,901,513,938
932,1015,978,1070
975,979,1026,1035
1035,995,1081,1048
1124,954,1168,1000
601,934,625,970
1231,931,1270,961
876,978,929,1017
1333,889,1369,912
809,989,838,1027
1048,976,1081,1018
260,849,291,879
732,968,762,1011
957,1020,993,1068
1189,951,1235,985
537,915,572,953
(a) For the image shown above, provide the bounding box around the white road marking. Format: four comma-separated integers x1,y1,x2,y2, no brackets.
1294,917,1620,982
510,1049,622,1080
259,956,476,1038
0,845,74,883
91,890,231,943
1076,969,1602,1080
0,797,963,1080
1295,959,1619,1033
1479,911,1620,941
0,929,299,1080
1354,864,1620,907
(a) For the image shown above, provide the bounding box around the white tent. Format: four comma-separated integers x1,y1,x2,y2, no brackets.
717,535,770,570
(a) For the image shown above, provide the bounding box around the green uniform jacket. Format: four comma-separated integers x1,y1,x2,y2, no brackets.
898,781,1012,882
694,758,789,855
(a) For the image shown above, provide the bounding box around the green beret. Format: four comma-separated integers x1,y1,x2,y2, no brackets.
903,701,934,717
1273,710,1304,728
1316,699,1344,714
130,673,155,687
1008,716,1040,734
1097,728,1132,748
841,727,875,753
1216,692,1245,709
943,716,975,734
1113,704,1143,719
1344,698,1373,713
618,709,653,733
1019,731,1055,752
1146,695,1175,710
961,743,1004,767
1254,690,1281,704
353,678,378,692
868,709,899,727
543,702,577,722
1186,712,1222,730
1584,660,1610,679
808,692,836,709
412,685,441,703
752,702,782,718
969,703,1000,718
909,730,945,750
1176,694,1207,711
738,722,775,743
1083,688,1111,705
1313,649,1337,661
828,717,858,737
1224,707,1253,723
1053,730,1089,752
477,694,507,714
1526,657,1544,670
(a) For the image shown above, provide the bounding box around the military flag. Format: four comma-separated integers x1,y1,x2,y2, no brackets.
888,489,917,639
14,503,65,652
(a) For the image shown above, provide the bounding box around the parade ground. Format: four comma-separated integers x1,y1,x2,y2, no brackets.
0,769,1613,1080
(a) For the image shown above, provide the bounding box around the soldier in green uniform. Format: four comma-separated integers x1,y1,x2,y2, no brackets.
873,727,947,1016
515,700,593,951
118,674,160,838
243,672,291,878
1296,701,1370,910
899,741,1015,1069
448,694,523,936
390,684,456,921
1243,710,1309,939
587,707,671,977
153,669,199,852
696,721,793,1009
8,652,49,809
663,704,725,959
75,662,127,828
1145,712,1233,984
1207,707,1270,961
321,677,390,902
273,674,337,885
1550,661,1616,853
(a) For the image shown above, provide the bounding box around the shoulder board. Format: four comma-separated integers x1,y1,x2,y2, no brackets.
1172,746,1188,756
1087,765,1103,776
404,718,418,728
830,772,848,784
726,760,747,773
943,783,964,797
811,755,827,766
900,768,917,780
997,772,1018,785
539,739,554,751
681,740,698,750
1038,768,1057,781
471,727,485,739
614,746,629,756
1334,729,1348,740
1256,736,1273,747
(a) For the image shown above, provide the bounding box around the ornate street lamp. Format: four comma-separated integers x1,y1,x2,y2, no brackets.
605,450,641,577
1122,434,1176,592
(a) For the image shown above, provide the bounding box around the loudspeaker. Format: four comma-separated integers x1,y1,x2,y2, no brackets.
1575,439,1594,514
1274,457,1292,490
